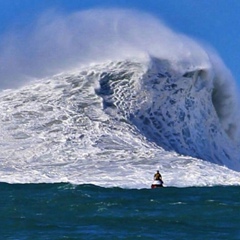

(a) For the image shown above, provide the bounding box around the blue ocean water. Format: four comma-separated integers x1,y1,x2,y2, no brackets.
1,183,239,240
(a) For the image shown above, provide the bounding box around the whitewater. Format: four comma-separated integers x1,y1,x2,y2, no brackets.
1,9,240,188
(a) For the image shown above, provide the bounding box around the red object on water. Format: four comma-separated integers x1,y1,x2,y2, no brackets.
151,180,163,188
151,184,163,189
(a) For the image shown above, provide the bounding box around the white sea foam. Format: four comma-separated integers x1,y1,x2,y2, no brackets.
0,59,240,188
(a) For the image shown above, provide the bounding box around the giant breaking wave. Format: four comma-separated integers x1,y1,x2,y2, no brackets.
0,9,240,187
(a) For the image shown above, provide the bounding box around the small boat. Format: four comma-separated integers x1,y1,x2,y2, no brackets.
151,180,163,188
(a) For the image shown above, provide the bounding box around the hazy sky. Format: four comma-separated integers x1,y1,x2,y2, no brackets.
0,0,240,89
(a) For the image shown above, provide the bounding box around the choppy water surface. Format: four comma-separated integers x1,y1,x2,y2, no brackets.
1,183,239,239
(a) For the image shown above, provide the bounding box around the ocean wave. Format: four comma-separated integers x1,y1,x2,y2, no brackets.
0,57,240,187
0,9,240,186
96,57,240,169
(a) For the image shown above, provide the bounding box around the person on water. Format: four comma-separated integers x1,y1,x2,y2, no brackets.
151,170,164,188
154,170,163,182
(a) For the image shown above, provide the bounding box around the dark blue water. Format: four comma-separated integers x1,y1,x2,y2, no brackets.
1,183,239,239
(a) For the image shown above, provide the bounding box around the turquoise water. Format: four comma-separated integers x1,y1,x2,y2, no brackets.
1,183,240,240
